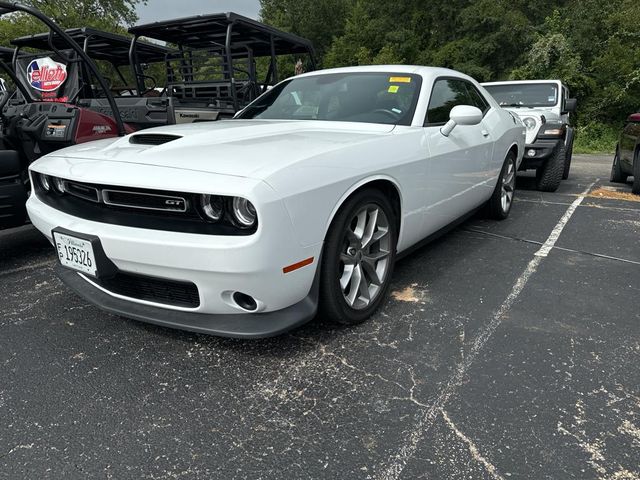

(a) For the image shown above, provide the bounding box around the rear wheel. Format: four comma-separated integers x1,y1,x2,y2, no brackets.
610,147,628,183
319,189,397,325
486,151,517,220
632,151,640,195
535,144,565,192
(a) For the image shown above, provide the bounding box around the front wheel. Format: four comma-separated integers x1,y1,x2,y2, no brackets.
562,134,574,180
486,151,517,220
319,189,397,325
632,153,640,195
610,148,628,183
535,144,565,192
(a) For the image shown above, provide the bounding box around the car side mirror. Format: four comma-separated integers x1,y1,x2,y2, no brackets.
563,98,577,114
0,150,21,176
441,105,483,137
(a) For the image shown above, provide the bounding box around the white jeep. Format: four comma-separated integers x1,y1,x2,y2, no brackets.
482,80,577,192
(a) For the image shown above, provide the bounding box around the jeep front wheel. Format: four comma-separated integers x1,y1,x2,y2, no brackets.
536,144,565,192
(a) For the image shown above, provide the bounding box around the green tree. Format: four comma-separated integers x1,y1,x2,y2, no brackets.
510,11,591,94
260,0,354,59
0,0,143,46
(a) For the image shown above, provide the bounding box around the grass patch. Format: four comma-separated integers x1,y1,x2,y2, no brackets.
573,122,618,155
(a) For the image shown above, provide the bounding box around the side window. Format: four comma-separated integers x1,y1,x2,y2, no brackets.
465,83,490,114
425,79,474,126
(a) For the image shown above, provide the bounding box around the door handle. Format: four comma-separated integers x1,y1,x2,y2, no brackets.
481,130,490,137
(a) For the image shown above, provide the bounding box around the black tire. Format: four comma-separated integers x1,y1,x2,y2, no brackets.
610,147,628,183
632,151,640,195
486,151,517,220
562,133,574,180
535,143,565,192
319,189,397,325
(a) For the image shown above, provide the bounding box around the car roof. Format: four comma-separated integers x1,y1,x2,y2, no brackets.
129,12,314,57
481,80,563,86
12,27,172,65
295,65,478,81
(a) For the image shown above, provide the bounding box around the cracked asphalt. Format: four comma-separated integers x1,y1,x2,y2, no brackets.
1,154,639,479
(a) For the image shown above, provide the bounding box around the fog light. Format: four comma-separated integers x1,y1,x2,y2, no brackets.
232,292,258,312
527,149,536,157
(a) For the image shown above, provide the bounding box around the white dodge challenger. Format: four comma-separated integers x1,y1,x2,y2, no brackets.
26,66,525,338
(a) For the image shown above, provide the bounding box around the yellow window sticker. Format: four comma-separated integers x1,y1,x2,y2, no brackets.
389,76,411,83
388,85,400,93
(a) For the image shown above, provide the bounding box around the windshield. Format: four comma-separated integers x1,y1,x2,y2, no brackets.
484,83,559,108
237,72,422,126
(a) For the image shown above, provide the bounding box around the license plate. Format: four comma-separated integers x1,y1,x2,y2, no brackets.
53,231,98,277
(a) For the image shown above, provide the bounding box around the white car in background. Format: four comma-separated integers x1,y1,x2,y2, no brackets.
26,66,525,338
482,80,577,191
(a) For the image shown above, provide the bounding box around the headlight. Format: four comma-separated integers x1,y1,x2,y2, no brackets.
52,177,65,193
39,173,51,192
231,197,257,228
200,194,224,221
523,117,537,130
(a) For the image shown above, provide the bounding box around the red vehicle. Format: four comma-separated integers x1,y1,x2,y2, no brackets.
611,112,640,194
0,2,141,229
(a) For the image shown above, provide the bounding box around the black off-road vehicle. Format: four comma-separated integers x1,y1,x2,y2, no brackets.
128,12,317,121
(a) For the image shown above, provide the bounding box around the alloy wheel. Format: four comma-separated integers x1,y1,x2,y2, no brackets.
338,204,391,310
501,158,516,213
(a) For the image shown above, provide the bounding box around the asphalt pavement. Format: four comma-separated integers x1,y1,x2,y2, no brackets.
1,154,638,479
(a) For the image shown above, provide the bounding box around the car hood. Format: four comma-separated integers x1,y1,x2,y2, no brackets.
48,120,396,180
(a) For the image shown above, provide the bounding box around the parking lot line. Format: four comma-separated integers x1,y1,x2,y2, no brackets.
464,228,640,266
375,181,598,480
516,197,640,214
440,408,505,480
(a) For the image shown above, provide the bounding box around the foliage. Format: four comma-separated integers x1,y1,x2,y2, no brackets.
574,122,620,154
0,0,143,47
260,0,640,152
258,0,354,58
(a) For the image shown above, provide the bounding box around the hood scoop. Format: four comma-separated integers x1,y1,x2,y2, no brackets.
129,134,182,146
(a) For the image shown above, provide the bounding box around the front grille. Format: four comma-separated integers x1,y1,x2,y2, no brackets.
103,189,188,212
34,178,257,236
130,134,181,146
94,271,200,308
66,181,99,202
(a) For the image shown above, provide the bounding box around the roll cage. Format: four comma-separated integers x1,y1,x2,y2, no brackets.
11,27,172,99
0,1,128,136
129,12,317,117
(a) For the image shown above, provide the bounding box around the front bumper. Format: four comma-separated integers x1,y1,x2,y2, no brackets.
27,188,323,337
56,264,319,338
519,138,562,170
